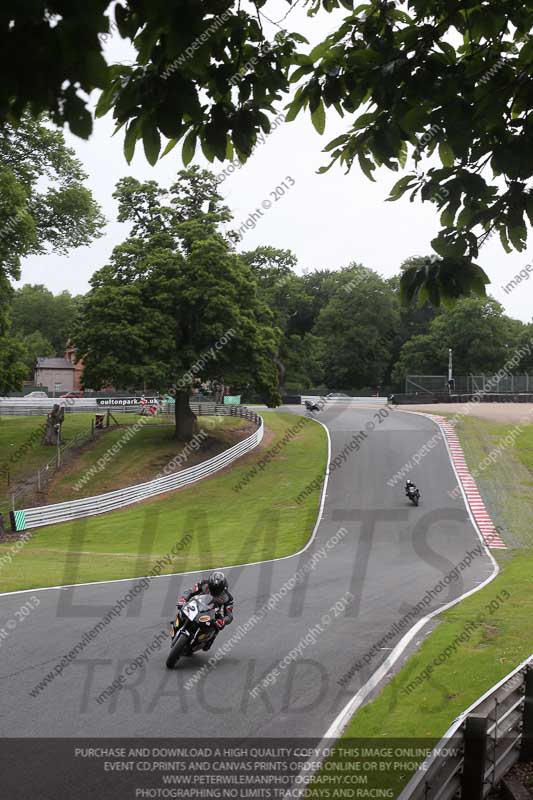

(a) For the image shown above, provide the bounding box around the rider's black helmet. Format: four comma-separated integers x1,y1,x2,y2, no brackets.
208,570,227,596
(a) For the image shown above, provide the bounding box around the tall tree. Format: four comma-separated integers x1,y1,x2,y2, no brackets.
0,338,27,393
301,269,342,332
75,168,281,438
314,264,399,390
20,332,55,377
10,285,82,354
0,115,105,272
282,333,324,390
392,296,524,382
241,246,315,388
0,115,104,392
385,257,441,384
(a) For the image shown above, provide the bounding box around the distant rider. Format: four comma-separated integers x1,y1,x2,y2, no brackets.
176,570,234,651
405,479,419,498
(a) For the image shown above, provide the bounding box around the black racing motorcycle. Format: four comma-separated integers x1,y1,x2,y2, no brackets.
166,594,219,668
405,481,421,506
304,400,320,412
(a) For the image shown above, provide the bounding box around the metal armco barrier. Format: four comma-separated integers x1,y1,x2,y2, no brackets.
301,395,387,405
0,403,97,416
10,406,263,532
451,393,533,404
399,655,533,799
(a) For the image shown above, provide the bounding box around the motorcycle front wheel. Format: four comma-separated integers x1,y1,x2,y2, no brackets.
166,634,188,669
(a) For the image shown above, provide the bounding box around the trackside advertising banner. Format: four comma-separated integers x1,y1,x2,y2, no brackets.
96,397,158,407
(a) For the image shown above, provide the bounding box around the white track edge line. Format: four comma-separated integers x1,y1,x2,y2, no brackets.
0,416,332,599
284,408,500,799
324,409,499,738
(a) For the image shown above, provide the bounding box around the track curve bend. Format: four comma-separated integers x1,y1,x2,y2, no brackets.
0,406,495,738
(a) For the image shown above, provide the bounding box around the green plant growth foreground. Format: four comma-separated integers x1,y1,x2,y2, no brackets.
0,412,327,593
310,416,533,798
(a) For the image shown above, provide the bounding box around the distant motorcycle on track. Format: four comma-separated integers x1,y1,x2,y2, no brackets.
166,594,219,668
405,480,421,506
304,400,320,412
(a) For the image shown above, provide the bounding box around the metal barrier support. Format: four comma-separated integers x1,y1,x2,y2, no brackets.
399,657,533,800
461,715,489,799
521,665,533,762
11,406,263,532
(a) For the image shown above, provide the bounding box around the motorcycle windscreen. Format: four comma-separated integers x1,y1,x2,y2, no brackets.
195,594,217,612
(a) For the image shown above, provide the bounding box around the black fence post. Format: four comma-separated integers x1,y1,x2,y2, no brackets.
461,714,489,800
520,664,533,762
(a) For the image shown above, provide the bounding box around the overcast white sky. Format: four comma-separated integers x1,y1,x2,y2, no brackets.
17,1,533,322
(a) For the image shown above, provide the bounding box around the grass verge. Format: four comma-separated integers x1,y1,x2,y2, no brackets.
0,412,326,593
46,415,250,502
311,415,533,798
0,412,98,478
0,413,250,515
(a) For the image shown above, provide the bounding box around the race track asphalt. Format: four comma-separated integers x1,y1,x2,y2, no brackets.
0,405,495,739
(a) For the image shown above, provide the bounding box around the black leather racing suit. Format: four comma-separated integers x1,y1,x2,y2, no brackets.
176,580,234,649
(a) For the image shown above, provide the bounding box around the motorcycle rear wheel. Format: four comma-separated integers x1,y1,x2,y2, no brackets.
166,635,188,669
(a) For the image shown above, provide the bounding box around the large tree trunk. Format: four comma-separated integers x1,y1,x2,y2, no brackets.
43,404,65,445
174,390,197,440
274,355,286,393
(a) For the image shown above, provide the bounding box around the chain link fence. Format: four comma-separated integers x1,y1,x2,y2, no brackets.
406,375,533,394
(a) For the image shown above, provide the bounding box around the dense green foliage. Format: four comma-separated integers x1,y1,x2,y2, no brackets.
392,296,525,382
74,168,282,436
3,152,529,402
0,116,104,392
13,239,529,399
236,249,530,393
2,2,532,302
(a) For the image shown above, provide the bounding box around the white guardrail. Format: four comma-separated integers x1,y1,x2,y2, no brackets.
302,395,388,405
10,407,263,533
0,399,98,415
398,653,533,799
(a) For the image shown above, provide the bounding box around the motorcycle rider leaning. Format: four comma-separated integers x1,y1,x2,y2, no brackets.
175,570,234,651
405,479,419,497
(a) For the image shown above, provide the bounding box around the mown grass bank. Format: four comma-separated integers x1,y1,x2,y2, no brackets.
0,412,327,592
312,415,533,798
46,415,249,503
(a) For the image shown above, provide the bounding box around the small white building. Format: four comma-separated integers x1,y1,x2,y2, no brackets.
34,357,75,395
